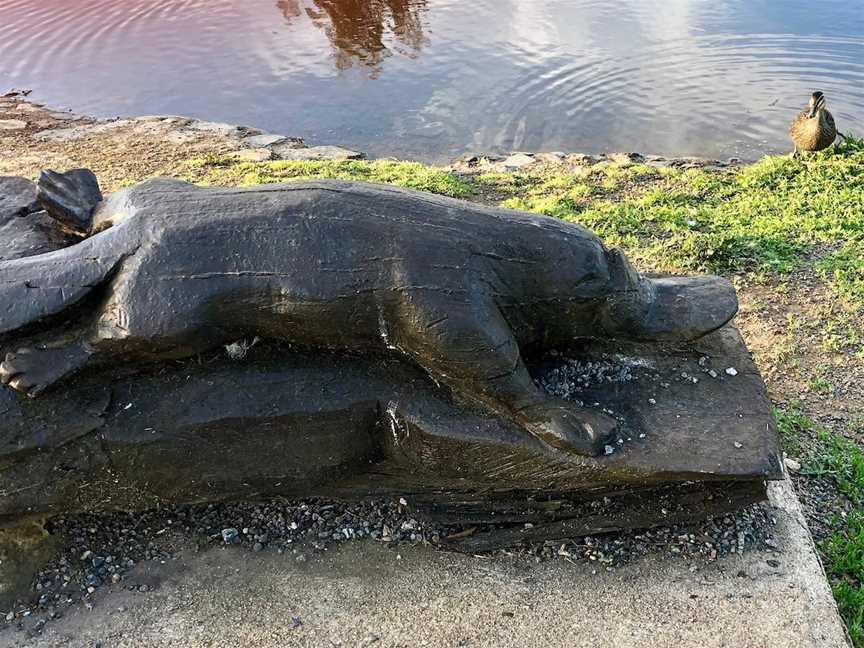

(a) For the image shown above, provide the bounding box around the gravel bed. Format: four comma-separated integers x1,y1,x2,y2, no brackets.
4,495,775,635
536,356,637,403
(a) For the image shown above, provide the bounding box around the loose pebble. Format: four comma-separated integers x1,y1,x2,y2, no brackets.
784,457,802,472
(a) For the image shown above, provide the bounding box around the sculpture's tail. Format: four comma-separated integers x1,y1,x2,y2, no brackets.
0,227,133,335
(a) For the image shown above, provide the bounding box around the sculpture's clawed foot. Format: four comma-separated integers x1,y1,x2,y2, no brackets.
519,401,617,457
0,344,91,397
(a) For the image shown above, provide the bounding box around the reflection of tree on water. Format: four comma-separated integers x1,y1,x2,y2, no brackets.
277,0,428,75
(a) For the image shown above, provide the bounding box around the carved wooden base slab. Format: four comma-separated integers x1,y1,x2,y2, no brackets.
1,324,781,537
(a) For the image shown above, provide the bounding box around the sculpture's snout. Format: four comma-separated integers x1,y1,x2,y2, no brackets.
600,275,739,343
641,275,738,341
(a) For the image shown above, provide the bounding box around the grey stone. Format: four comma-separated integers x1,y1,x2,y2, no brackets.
36,169,103,231
536,152,567,163
0,176,38,220
501,152,536,170
32,126,84,142
610,152,645,165
186,120,262,138
163,130,200,145
14,103,42,113
32,121,132,142
46,112,85,122
243,134,295,148
0,119,27,131
567,153,600,165
186,120,243,136
271,144,363,160
134,116,194,126
784,457,802,472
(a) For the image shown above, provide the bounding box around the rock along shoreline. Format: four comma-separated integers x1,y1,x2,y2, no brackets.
0,91,744,178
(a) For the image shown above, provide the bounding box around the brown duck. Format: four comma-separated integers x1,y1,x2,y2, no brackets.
789,91,837,156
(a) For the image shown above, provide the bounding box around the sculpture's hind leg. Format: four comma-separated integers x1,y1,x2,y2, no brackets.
0,328,225,397
1,253,246,397
1,302,226,397
396,294,616,456
0,342,94,397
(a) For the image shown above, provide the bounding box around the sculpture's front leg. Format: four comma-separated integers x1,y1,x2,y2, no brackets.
396,293,616,456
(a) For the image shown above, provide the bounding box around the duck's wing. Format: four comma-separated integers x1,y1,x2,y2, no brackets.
789,109,809,136
789,110,807,137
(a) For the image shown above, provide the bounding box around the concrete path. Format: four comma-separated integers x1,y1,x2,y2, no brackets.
6,480,849,648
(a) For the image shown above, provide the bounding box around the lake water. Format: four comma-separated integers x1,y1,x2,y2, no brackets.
2,0,863,162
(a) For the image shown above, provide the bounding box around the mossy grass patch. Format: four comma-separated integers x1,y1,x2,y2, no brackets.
471,145,864,306
182,157,473,198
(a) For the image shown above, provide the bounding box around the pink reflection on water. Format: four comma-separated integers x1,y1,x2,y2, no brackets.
277,0,428,77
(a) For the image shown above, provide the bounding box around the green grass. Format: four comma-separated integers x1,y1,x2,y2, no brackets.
183,157,473,198
808,376,833,394
775,405,864,645
773,405,815,456
808,429,864,506
818,240,864,306
825,514,864,646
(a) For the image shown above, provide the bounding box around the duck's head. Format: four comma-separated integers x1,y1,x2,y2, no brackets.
808,91,826,118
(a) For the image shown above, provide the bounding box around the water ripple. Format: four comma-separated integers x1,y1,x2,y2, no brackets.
0,0,862,161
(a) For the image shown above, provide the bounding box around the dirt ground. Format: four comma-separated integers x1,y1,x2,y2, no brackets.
736,272,863,431
0,95,261,192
